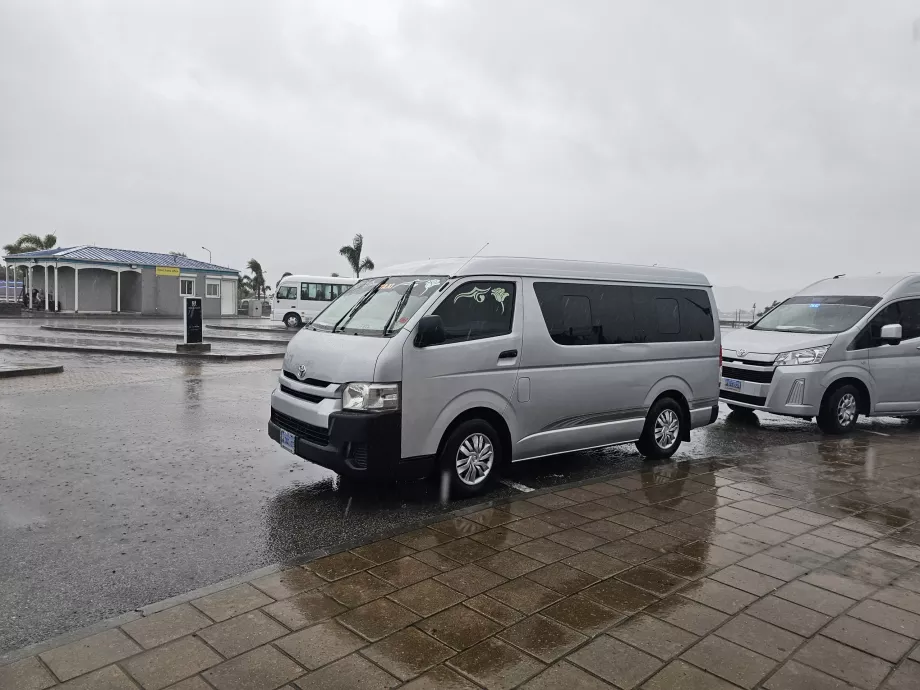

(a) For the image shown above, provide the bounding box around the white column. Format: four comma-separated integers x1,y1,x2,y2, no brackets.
117,271,121,312
44,265,49,311
4,263,8,302
74,267,79,312
28,266,32,307
54,266,58,312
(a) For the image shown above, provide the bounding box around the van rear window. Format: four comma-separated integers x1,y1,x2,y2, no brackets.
534,283,714,345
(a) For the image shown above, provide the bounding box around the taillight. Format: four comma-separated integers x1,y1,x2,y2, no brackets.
719,346,723,368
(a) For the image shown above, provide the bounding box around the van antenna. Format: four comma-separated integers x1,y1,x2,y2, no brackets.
452,242,489,277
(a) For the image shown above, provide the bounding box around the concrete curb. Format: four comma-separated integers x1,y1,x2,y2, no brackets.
39,325,291,346
206,324,287,333
0,343,284,361
0,364,64,379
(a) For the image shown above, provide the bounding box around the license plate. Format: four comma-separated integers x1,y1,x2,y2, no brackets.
280,430,296,453
723,377,743,391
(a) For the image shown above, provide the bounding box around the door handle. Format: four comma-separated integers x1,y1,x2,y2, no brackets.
498,349,518,360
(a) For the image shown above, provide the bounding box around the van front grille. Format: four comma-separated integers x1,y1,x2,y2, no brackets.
280,385,324,404
723,356,775,368
282,370,332,388
270,408,329,446
721,366,775,384
720,390,767,407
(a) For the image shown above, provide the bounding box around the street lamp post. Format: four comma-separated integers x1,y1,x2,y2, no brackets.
201,246,212,263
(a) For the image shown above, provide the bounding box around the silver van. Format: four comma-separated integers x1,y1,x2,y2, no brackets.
268,257,721,496
720,274,920,434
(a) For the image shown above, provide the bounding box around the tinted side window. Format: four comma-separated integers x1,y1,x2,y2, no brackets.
656,298,680,334
277,286,297,300
851,303,900,350
534,282,633,345
433,282,515,343
900,300,920,341
534,283,714,345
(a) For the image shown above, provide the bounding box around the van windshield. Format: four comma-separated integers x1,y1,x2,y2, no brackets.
752,295,881,334
311,276,447,336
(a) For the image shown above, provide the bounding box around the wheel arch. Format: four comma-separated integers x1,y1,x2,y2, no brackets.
822,376,871,415
436,406,514,468
646,388,692,441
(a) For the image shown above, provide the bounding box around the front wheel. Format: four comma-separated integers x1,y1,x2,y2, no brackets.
439,419,501,498
817,385,860,435
636,398,684,460
283,313,302,329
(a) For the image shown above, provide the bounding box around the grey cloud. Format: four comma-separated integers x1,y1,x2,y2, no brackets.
1,0,919,290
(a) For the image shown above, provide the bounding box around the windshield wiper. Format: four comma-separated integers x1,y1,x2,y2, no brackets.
383,281,416,336
333,279,386,333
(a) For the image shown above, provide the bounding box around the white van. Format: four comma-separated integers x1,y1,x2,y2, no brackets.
272,275,357,328
268,257,721,496
721,274,920,433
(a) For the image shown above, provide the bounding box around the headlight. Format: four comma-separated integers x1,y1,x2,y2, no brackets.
342,382,400,411
774,346,829,366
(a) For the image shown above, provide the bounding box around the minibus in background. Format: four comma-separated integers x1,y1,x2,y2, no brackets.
272,275,357,328
721,274,920,434
268,257,721,497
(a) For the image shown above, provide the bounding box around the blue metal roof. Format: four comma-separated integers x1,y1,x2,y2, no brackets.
2,245,238,273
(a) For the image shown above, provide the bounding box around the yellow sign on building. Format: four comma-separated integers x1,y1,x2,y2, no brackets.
155,266,181,277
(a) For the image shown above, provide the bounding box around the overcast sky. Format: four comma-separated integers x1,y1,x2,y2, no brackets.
2,1,919,290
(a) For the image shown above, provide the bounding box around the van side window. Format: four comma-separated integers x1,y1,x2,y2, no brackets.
900,300,920,340
277,286,297,300
851,303,900,349
656,298,680,335
534,283,714,345
433,282,516,343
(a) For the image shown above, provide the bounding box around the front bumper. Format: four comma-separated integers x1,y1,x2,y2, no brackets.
720,363,827,417
268,407,433,480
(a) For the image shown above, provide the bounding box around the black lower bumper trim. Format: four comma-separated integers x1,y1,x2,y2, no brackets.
268,409,433,480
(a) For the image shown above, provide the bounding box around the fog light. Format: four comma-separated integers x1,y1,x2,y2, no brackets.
786,379,805,405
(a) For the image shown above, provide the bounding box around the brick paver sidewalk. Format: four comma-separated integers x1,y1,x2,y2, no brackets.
3,436,920,689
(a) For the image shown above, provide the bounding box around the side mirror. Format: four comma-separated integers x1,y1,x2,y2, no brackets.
880,323,902,346
415,315,446,347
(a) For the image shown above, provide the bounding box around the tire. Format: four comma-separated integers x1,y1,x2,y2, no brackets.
727,404,756,416
438,419,501,498
817,384,860,435
636,397,684,459
283,313,302,329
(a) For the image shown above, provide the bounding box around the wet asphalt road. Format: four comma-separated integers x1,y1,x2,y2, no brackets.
2,334,919,654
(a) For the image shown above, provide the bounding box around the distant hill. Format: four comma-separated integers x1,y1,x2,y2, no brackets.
713,286,794,314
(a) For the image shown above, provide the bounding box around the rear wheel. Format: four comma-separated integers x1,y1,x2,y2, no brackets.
439,419,500,498
284,312,302,329
817,385,860,435
636,397,684,460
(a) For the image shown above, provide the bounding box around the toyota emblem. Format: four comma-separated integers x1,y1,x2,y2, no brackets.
297,364,308,380
737,349,747,357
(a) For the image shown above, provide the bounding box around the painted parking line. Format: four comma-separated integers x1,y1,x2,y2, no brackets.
862,430,891,437
500,479,535,493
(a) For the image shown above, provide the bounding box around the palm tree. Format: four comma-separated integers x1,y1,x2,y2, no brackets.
339,234,375,278
168,251,187,257
276,272,292,289
239,274,254,298
4,232,57,255
246,258,266,299
3,233,58,281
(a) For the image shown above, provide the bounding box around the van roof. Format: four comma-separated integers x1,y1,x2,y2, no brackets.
796,274,920,298
376,256,710,287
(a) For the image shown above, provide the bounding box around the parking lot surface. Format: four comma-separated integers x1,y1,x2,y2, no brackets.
3,433,920,689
